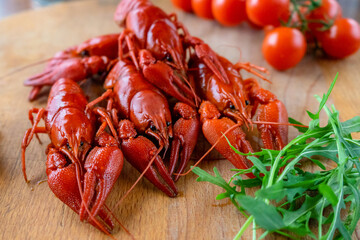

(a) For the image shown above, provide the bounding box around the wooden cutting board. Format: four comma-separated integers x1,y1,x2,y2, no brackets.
0,1,359,239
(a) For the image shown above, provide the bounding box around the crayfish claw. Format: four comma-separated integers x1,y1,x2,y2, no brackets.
46,148,113,233
185,36,230,85
122,135,178,197
168,103,200,181
80,133,124,223
244,78,289,150
199,101,255,178
97,208,115,230
118,120,178,197
139,50,200,107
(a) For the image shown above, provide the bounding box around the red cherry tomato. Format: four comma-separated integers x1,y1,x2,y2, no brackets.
212,0,247,26
262,27,307,70
171,0,193,12
319,18,360,59
246,0,290,27
192,0,214,19
306,0,342,33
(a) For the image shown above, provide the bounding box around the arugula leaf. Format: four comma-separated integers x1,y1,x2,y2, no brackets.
288,117,308,133
307,72,338,120
282,195,322,226
247,156,268,176
232,177,262,188
342,116,360,135
255,181,286,202
235,195,286,231
345,183,360,233
193,167,237,198
318,183,338,206
192,74,360,239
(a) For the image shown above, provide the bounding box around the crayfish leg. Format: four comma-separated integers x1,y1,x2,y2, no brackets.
21,108,47,182
118,30,140,70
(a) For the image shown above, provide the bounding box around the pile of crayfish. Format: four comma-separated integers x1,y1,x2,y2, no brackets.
21,0,288,235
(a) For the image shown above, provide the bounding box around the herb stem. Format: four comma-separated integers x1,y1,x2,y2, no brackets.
267,133,309,187
252,220,256,240
315,97,350,239
233,216,253,240
318,198,326,239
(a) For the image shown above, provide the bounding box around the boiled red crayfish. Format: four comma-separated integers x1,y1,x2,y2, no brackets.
22,78,123,233
89,59,200,196
24,34,119,101
21,0,290,234
189,54,288,175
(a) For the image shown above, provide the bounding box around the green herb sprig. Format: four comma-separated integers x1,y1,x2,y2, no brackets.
193,74,360,239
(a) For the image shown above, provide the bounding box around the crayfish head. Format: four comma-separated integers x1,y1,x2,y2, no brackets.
130,90,173,150
114,0,150,26
50,108,95,161
146,116,173,151
81,56,109,77
76,34,119,60
143,106,173,152
227,94,253,128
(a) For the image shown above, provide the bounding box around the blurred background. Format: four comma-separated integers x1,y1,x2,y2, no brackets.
0,0,115,18
1,0,359,21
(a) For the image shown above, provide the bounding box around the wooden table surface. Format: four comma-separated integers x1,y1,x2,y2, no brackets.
0,1,359,239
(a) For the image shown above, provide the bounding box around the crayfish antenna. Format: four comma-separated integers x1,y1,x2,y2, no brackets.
0,57,68,81
252,120,308,129
104,204,136,240
115,146,163,209
179,74,200,108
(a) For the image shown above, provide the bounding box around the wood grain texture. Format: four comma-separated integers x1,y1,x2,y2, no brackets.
0,1,359,239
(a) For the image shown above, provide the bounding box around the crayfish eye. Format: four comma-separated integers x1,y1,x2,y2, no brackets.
80,141,84,147
66,142,71,150
165,53,172,62
166,121,171,127
150,125,156,131
245,100,250,106
80,50,90,57
229,103,235,110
